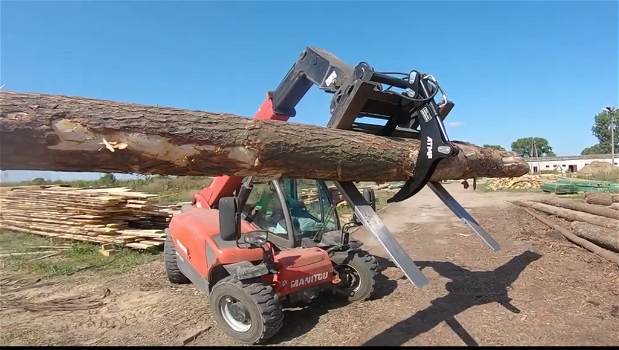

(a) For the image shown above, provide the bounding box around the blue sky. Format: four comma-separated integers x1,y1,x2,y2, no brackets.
1,0,617,182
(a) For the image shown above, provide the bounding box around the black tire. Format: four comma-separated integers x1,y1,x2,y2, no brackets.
210,276,284,345
164,234,190,284
330,249,380,302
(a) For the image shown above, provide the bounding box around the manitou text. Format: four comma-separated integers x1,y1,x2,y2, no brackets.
290,272,330,288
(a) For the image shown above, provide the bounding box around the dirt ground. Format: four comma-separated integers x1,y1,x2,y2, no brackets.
1,183,618,346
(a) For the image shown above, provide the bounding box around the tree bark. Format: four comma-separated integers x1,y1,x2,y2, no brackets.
514,200,619,230
0,91,530,182
584,192,619,206
522,208,619,266
570,222,619,253
538,197,619,220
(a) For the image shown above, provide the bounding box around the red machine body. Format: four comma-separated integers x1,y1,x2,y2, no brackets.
171,91,339,297
170,204,337,297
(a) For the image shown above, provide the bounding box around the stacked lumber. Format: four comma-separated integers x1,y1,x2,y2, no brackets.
515,196,619,265
300,186,344,204
486,174,561,191
555,178,619,193
0,186,177,250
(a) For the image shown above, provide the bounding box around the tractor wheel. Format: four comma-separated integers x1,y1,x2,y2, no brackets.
164,234,190,284
210,276,284,345
330,249,380,302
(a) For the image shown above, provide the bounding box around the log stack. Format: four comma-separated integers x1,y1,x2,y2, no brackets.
584,192,619,206
486,174,562,191
514,196,619,265
300,186,344,204
0,186,177,249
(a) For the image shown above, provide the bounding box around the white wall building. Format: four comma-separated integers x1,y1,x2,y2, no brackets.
525,154,617,174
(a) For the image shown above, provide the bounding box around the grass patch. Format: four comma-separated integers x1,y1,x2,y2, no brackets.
0,231,161,277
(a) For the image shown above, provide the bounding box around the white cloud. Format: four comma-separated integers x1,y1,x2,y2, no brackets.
447,121,464,127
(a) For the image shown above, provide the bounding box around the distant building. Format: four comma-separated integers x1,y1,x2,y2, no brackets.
525,154,617,174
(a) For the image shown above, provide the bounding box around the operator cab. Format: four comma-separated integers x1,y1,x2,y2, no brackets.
237,177,363,250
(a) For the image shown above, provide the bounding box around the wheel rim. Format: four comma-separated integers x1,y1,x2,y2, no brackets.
218,296,252,332
335,265,362,294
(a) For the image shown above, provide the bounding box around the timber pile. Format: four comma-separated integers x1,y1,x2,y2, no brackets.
486,174,561,191
0,186,177,250
300,186,343,204
584,192,619,206
515,196,619,265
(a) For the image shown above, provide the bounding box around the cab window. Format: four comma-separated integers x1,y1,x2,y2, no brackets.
292,180,338,236
244,180,289,239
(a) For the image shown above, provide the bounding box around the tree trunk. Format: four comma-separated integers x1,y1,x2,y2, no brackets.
514,200,619,230
570,222,619,253
584,192,619,206
0,91,529,182
538,198,619,220
522,208,619,266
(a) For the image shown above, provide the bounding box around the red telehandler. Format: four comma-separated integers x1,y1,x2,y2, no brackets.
165,47,501,344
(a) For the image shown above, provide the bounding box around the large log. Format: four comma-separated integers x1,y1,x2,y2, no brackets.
538,197,619,220
522,208,619,266
570,222,619,253
0,91,529,182
584,192,619,206
514,200,619,230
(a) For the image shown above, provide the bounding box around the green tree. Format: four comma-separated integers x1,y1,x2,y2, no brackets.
482,144,506,151
511,137,556,157
31,177,46,185
581,108,618,155
581,144,607,155
99,173,117,186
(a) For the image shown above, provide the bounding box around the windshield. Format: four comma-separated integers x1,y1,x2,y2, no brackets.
291,180,339,236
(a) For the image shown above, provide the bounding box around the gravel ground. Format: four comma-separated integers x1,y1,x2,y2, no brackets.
1,184,617,346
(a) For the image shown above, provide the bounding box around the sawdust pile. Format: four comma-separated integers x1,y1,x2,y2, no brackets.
486,174,561,190
579,161,618,176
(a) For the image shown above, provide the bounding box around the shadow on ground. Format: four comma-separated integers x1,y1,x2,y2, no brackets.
362,250,542,346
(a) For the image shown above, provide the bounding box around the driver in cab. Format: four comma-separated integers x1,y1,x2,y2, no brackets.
251,181,324,236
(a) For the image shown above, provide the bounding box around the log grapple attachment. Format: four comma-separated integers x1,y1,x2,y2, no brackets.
272,48,460,202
